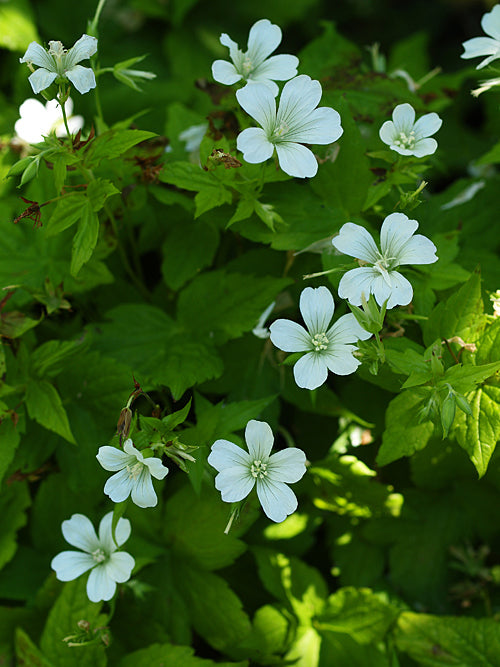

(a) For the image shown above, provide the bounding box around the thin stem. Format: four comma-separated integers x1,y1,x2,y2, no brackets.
89,0,107,36
58,87,71,137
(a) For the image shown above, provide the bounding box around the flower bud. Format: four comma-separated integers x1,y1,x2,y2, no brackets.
440,393,456,439
116,407,132,440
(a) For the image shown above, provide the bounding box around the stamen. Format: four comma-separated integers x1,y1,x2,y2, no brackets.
271,121,289,142
251,460,268,479
311,332,329,351
126,462,143,480
393,130,416,150
91,548,107,564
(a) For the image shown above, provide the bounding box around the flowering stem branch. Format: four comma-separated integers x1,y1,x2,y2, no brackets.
58,87,71,138
89,0,107,36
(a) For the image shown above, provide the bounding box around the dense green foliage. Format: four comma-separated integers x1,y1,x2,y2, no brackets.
1,0,500,665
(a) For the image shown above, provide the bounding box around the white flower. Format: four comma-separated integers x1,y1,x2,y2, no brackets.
252,301,275,339
332,213,438,309
208,419,306,523
212,18,298,96
179,123,207,153
269,286,371,390
461,5,500,69
14,97,83,144
236,75,343,178
379,103,442,157
20,34,98,95
51,512,135,603
96,439,168,508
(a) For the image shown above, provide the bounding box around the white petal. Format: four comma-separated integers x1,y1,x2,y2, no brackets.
332,222,379,263
244,78,279,96
256,478,298,522
61,514,100,553
86,564,116,602
66,65,96,94
208,439,251,471
327,313,371,344
392,103,415,130
278,75,322,123
245,419,274,460
28,68,57,94
299,286,334,335
96,445,132,471
107,551,135,583
275,142,318,178
236,83,276,129
323,345,362,375
380,212,418,258
59,114,84,137
64,34,98,68
130,467,157,508
412,138,438,157
379,120,396,145
268,448,307,483
482,5,500,41
337,267,380,306
461,37,500,68
51,551,95,581
293,352,328,390
247,19,282,63
397,234,438,265
413,112,442,139
144,456,169,480
237,127,274,164
215,467,255,502
103,468,134,503
372,271,413,308
124,439,143,459
251,54,298,84
98,512,131,550
20,42,54,69
220,32,239,51
212,59,242,85
269,319,312,352
288,106,343,145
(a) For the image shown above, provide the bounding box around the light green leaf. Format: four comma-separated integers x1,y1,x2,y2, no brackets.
84,129,156,167
70,202,100,276
31,337,89,379
86,179,120,212
0,0,38,51
15,628,52,667
119,642,245,667
46,195,87,237
25,379,76,444
0,416,22,484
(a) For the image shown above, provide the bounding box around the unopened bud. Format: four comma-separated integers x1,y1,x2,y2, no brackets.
116,407,132,440
440,393,456,439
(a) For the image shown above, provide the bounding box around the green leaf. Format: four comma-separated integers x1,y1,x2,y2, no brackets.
298,21,360,79
161,399,192,430
0,417,21,484
119,642,245,667
86,179,120,212
84,129,156,167
0,0,38,52
25,379,76,444
163,485,246,570
442,361,500,395
15,628,52,667
161,220,219,290
0,482,31,571
396,611,500,666
376,391,434,466
31,338,89,379
177,270,291,344
70,201,100,277
194,186,232,217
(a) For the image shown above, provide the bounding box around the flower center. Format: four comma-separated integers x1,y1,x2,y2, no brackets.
251,459,268,479
393,130,416,150
126,461,143,480
270,121,289,143
311,332,329,351
91,548,107,564
241,56,253,77
374,253,398,286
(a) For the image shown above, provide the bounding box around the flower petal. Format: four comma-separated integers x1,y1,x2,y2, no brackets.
288,106,343,145
380,212,418,258
247,19,282,63
327,313,371,344
413,112,442,139
66,65,96,94
461,37,500,68
482,5,500,41
212,59,242,85
332,222,380,263
103,468,134,503
299,285,334,335
215,467,255,502
278,75,322,123
412,138,438,157
256,478,298,522
323,344,361,375
252,53,298,83
237,127,274,164
379,120,396,145
245,419,274,460
293,352,328,390
64,34,98,68
61,514,100,553
373,271,413,308
107,551,135,583
236,82,276,129
269,319,311,352
209,440,251,471
98,512,131,551
20,42,55,69
130,467,158,508
397,234,438,265
96,445,132,471
337,266,380,306
392,103,415,130
28,68,58,94
86,564,116,602
144,456,169,480
51,551,95,581
275,142,318,178
268,448,307,483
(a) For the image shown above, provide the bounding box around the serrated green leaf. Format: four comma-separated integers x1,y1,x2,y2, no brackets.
84,129,156,167
0,417,21,484
119,642,245,667
70,202,99,276
31,337,89,379
194,185,232,217
376,391,434,466
86,179,120,212
162,398,192,430
442,361,500,395
15,628,52,667
161,220,219,290
25,379,76,444
0,482,30,571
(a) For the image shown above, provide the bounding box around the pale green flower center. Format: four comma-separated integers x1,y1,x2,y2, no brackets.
311,332,329,351
270,121,289,142
393,130,416,150
126,461,144,480
251,459,268,479
374,252,398,285
92,548,107,564
241,56,253,77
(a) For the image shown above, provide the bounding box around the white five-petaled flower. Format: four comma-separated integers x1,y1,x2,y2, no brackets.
332,213,438,309
208,419,306,523
212,18,298,96
14,97,83,144
379,103,442,157
96,439,169,508
236,75,343,178
269,286,371,390
20,34,98,95
461,5,500,69
51,512,135,603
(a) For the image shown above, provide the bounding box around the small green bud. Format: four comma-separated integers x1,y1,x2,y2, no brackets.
440,392,456,439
